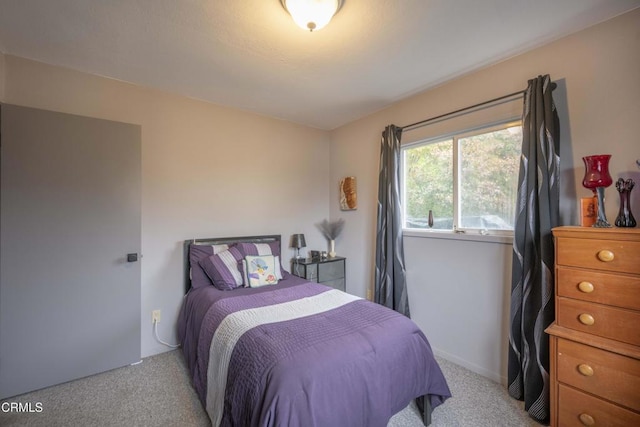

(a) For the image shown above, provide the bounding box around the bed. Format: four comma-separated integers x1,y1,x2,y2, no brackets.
178,235,450,426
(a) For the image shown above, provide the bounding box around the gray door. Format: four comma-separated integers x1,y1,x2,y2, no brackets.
0,104,141,399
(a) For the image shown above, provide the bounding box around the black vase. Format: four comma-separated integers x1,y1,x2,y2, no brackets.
615,178,636,227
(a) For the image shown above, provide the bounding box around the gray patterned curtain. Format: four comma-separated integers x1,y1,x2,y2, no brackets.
374,125,410,317
508,75,560,423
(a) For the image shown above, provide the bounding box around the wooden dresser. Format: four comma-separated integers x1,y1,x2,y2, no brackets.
546,226,640,426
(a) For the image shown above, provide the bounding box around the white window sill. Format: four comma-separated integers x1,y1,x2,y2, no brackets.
403,229,513,245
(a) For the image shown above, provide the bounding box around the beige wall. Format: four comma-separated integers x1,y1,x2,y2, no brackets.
329,9,640,381
2,55,331,357
0,52,5,101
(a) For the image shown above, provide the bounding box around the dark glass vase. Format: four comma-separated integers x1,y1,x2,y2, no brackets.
615,178,636,227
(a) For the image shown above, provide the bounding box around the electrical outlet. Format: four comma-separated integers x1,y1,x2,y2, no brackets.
366,289,372,300
152,310,161,324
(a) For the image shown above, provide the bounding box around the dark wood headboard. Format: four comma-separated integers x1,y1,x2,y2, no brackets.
183,234,281,293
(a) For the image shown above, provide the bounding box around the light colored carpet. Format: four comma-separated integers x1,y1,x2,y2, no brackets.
0,350,541,426
389,357,540,427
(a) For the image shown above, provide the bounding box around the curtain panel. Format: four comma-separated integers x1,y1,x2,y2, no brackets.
374,125,410,317
508,75,560,423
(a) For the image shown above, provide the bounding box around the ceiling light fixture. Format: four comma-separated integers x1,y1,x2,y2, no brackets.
280,0,344,32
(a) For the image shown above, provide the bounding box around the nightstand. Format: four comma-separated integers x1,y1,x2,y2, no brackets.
291,256,346,292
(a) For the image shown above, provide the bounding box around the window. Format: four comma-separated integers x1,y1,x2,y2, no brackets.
402,120,522,235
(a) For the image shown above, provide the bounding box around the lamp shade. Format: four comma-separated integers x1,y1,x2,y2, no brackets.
281,0,343,32
291,233,306,249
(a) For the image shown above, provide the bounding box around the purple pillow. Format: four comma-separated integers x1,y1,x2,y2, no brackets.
189,243,229,288
189,244,215,288
236,241,287,277
199,246,244,291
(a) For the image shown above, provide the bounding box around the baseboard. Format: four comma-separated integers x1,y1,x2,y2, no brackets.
432,347,507,385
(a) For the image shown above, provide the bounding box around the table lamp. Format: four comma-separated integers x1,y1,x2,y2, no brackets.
291,233,306,259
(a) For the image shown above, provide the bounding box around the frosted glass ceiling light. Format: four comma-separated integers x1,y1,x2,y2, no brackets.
280,0,343,32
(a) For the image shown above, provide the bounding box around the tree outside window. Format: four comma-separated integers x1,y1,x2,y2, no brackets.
403,121,522,234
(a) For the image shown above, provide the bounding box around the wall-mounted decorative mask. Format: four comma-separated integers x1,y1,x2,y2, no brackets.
340,176,357,210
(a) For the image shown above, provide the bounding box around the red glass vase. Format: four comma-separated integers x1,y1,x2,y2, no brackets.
582,154,613,191
582,154,613,227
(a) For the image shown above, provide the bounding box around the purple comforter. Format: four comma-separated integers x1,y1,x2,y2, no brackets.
178,276,450,427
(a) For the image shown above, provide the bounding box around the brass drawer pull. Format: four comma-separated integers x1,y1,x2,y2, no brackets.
579,413,595,426
578,281,594,293
579,313,595,325
577,363,594,376
596,249,614,262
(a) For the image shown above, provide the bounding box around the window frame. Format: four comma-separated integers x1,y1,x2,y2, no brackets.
401,118,522,238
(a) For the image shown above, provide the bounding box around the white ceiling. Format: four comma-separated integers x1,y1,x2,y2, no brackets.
1,0,639,130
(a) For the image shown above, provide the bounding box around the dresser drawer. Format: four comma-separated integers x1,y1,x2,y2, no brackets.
557,339,640,411
558,384,640,427
557,267,640,311
556,237,640,275
294,263,317,281
557,297,640,346
318,259,345,281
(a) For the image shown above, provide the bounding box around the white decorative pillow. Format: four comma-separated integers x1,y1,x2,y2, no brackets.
245,255,279,287
236,242,286,277
242,255,283,286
